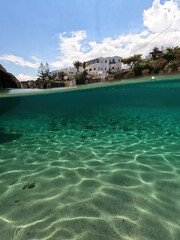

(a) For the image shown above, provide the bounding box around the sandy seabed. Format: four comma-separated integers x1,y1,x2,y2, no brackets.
0,80,180,240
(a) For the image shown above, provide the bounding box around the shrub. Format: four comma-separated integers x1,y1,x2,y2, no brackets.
175,49,180,60
133,62,144,76
166,60,180,72
141,69,150,76
153,58,168,73
124,70,135,79
74,71,87,85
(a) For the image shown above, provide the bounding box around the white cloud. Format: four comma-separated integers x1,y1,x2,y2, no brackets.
143,0,180,32
51,31,87,68
0,54,40,68
51,0,180,69
0,0,180,72
16,73,37,81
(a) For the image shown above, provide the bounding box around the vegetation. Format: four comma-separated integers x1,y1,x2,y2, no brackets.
58,72,67,81
122,54,142,69
73,61,82,72
38,62,50,80
74,71,88,85
35,46,180,88
119,46,180,79
82,61,87,71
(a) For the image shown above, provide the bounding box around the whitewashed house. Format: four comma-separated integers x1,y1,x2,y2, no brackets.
50,56,122,80
86,56,122,78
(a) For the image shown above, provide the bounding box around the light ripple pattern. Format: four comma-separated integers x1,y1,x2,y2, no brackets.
0,79,180,240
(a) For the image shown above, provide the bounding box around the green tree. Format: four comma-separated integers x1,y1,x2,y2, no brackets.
122,54,142,69
38,62,50,80
152,47,161,60
73,61,82,72
162,46,180,61
74,71,87,85
58,72,66,81
82,61,87,71
44,62,50,77
38,63,45,80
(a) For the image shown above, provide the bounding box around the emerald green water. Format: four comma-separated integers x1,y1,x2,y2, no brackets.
0,79,180,240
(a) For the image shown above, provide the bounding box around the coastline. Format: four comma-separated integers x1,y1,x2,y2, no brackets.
1,73,180,99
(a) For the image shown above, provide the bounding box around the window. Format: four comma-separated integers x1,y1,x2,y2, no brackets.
94,68,96,70
118,59,120,62
105,67,107,70
98,67,100,71
105,60,107,63
101,68,102,71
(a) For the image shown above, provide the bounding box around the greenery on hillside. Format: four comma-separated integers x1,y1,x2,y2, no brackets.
35,46,180,88
122,46,180,79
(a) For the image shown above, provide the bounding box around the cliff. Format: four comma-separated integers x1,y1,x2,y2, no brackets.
0,64,21,88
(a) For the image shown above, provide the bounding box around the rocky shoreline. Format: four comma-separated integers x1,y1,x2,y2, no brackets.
0,64,21,88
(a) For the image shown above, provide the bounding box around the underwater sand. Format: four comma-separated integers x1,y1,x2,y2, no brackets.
0,79,180,239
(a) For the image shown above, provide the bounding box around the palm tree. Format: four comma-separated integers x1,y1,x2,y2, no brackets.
162,46,180,61
73,61,82,72
152,47,160,60
82,61,87,71
58,72,66,81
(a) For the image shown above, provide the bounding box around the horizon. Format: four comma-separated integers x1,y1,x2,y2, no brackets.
0,0,180,81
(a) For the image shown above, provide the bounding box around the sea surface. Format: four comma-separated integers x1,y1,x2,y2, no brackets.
0,78,180,240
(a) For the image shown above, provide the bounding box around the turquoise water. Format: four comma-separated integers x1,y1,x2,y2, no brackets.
0,79,180,240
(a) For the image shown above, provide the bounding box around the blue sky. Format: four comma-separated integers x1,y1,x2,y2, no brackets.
0,0,179,80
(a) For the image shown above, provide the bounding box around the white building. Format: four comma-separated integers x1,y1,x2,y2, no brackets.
86,56,122,78
50,56,122,80
50,66,84,80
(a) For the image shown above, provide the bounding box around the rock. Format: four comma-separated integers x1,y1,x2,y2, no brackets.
20,81,29,88
0,64,21,88
22,182,35,190
20,79,76,89
28,182,35,189
86,76,103,83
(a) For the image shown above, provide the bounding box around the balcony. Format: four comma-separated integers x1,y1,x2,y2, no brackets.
109,61,116,64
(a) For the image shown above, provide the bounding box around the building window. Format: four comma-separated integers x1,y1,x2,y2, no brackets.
101,68,102,71
94,68,96,70
105,67,107,70
105,60,107,63
118,59,120,62
98,67,100,71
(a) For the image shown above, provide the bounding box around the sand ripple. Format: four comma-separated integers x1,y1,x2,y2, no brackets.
0,87,180,239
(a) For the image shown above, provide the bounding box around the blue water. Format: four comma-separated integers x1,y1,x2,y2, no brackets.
0,79,180,240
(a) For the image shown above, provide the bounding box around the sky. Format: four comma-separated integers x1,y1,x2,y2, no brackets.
0,0,180,81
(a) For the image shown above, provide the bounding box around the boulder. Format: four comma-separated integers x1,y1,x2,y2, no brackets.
0,64,21,88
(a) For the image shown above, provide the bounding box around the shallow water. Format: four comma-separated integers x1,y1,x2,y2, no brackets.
0,79,180,240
